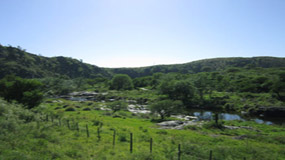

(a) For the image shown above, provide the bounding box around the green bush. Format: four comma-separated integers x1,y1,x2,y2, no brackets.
110,74,134,90
65,107,76,111
0,75,43,108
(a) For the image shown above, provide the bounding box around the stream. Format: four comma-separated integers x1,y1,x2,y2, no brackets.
60,92,284,125
184,111,280,125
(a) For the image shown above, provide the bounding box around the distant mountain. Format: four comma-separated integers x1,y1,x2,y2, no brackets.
108,57,285,78
0,45,111,79
0,45,284,79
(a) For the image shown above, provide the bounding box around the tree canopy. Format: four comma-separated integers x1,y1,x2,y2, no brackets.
0,75,43,108
110,74,133,90
150,99,183,120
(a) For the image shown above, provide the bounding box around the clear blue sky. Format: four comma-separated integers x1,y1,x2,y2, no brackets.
0,0,284,67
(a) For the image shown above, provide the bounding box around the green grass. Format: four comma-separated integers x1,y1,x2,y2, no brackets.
1,98,285,160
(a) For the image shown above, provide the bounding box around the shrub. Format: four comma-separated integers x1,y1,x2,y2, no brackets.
156,130,168,135
0,75,43,109
110,74,134,90
92,120,103,127
118,134,128,142
82,107,91,111
109,101,127,113
65,107,76,111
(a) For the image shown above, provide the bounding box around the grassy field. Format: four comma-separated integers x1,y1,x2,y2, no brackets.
1,98,284,160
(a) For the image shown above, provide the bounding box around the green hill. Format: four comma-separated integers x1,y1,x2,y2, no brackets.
0,45,284,79
108,57,285,78
0,45,111,79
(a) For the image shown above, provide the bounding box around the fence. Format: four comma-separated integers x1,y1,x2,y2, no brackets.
41,113,248,160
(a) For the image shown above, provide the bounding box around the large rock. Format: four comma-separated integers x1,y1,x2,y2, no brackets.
157,120,200,130
157,121,184,127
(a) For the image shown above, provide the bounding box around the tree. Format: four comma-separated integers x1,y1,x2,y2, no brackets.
109,101,127,113
40,77,75,95
271,72,285,101
150,100,183,120
193,74,208,101
0,75,43,108
110,74,133,90
159,79,195,105
133,76,152,88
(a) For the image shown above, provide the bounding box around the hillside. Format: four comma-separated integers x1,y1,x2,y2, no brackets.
0,45,284,79
0,45,111,79
108,57,285,78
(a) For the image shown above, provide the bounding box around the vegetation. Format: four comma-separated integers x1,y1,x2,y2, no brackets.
0,75,43,108
1,45,285,79
110,101,128,113
0,45,110,79
0,44,284,159
0,98,284,159
110,74,134,90
150,100,183,120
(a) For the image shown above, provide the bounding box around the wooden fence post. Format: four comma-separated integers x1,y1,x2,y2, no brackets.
130,133,133,153
209,150,212,160
86,124,89,138
76,122,79,132
67,120,70,129
97,127,101,141
178,144,181,160
150,138,153,153
113,130,116,148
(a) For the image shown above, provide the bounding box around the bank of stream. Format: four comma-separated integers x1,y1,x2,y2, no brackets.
59,91,285,125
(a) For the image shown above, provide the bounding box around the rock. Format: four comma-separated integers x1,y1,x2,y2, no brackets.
233,135,248,140
224,125,261,132
157,120,200,130
157,121,184,127
126,100,137,104
240,111,247,115
171,115,198,121
69,91,99,96
128,104,150,114
108,99,116,102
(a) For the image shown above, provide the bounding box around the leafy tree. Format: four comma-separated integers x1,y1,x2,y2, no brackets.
74,77,87,89
110,74,133,90
150,100,183,120
86,77,108,87
271,72,285,101
150,72,164,88
133,76,152,88
109,101,127,113
193,74,209,101
159,77,196,106
40,77,75,95
0,75,43,108
86,78,97,87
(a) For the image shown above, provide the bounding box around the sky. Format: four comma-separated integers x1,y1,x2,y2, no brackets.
0,0,284,68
